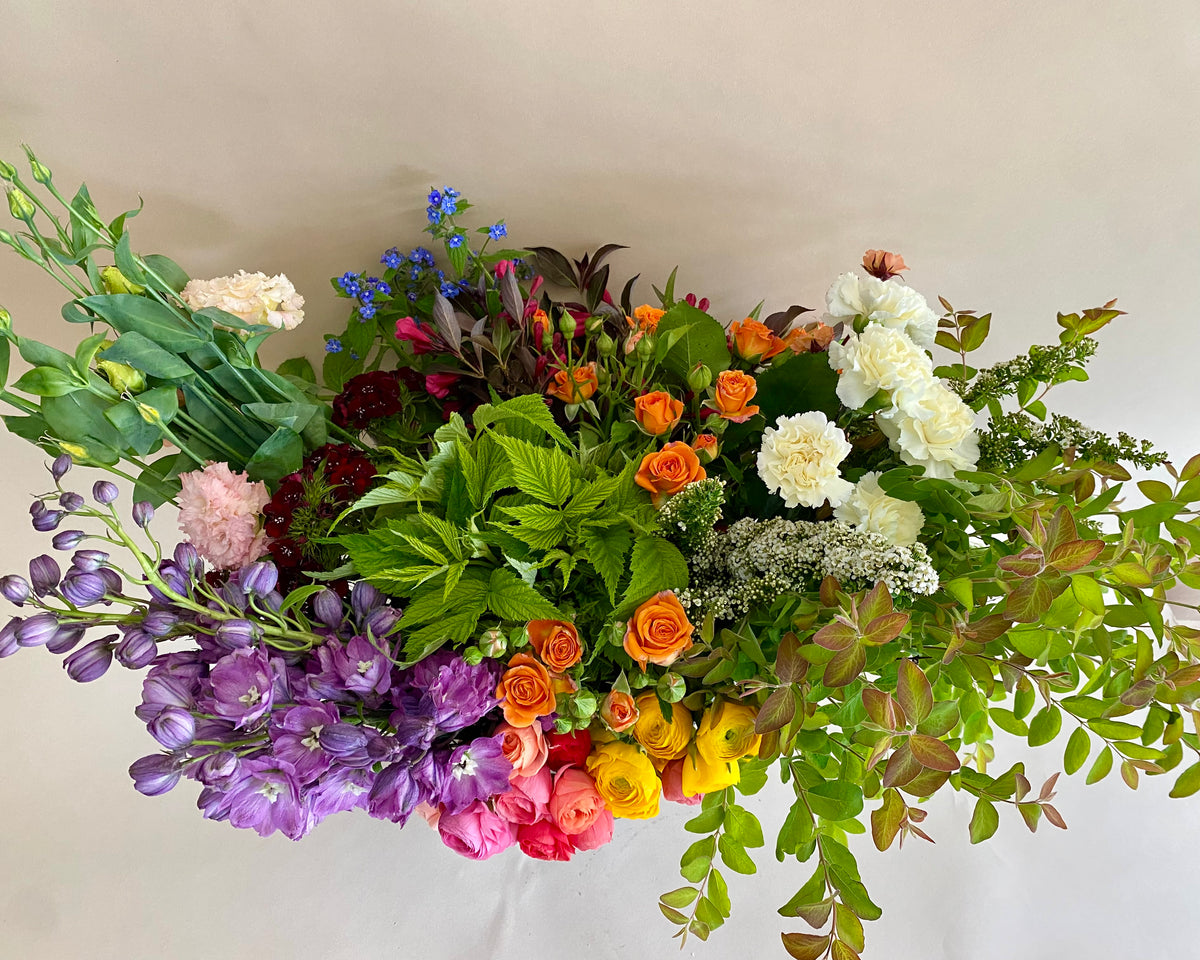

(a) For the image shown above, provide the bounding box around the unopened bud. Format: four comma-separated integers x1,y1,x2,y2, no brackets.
596,331,615,358
585,315,605,335
57,441,91,463
96,358,146,394
6,188,35,222
99,265,145,296
687,363,713,393
635,332,655,361
570,691,598,719
557,310,577,337
0,159,15,181
462,646,484,666
479,627,507,659
656,672,686,703
629,669,656,689
0,306,10,331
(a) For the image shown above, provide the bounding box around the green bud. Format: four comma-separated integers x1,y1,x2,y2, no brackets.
0,159,15,181
557,310,577,337
594,365,610,389
136,401,163,424
553,716,575,734
479,627,507,659
687,363,713,393
629,669,656,689
29,159,52,186
635,331,655,361
57,441,90,463
585,314,605,336
0,307,10,331
656,672,687,703
541,324,555,351
596,331,616,358
462,646,484,666
570,692,598,719
96,358,146,394
0,229,13,246
100,265,145,295
6,188,35,222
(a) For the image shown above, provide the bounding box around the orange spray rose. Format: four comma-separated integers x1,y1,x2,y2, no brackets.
634,391,684,436
623,591,695,668
729,318,786,363
528,620,583,673
600,690,640,733
546,363,598,403
495,653,557,727
712,370,760,422
634,441,706,502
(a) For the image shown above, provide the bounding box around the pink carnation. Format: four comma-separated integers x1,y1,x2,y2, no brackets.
177,462,270,570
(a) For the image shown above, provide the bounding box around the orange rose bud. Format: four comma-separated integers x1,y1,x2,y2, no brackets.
691,433,719,464
630,304,665,332
624,591,695,668
634,391,684,436
712,370,760,423
495,653,558,727
862,249,908,281
634,441,706,503
782,322,836,354
528,619,583,673
729,318,786,363
546,362,598,403
600,690,640,733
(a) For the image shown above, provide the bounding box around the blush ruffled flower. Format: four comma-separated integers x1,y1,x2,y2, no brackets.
177,462,270,571
181,270,305,331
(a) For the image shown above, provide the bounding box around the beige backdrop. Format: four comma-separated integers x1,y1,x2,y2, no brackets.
1,2,1199,959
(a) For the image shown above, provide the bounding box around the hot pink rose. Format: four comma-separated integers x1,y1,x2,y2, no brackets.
395,316,435,355
495,722,549,780
572,809,614,851
437,801,517,861
661,758,704,806
493,767,552,825
517,819,576,861
425,372,459,398
549,768,606,835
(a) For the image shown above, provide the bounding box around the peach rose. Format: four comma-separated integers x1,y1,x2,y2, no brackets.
691,433,719,464
630,304,665,332
862,249,908,281
624,591,695,668
782,322,836,354
549,768,607,835
495,721,549,779
634,441,706,503
600,690,639,733
528,619,583,673
493,767,552,825
495,653,557,727
634,391,684,436
713,370,760,422
729,318,786,363
572,808,614,851
546,363,598,403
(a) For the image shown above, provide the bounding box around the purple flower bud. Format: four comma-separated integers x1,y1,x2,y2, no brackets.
50,454,72,480
365,730,399,763
241,561,278,598
71,549,109,572
319,722,369,760
52,529,86,551
131,501,154,527
64,637,114,682
115,629,157,669
98,567,123,596
60,571,107,606
0,574,30,605
92,480,119,504
58,492,85,512
46,624,85,654
129,753,182,796
148,706,195,749
312,588,343,628
33,508,65,532
173,542,202,577
29,555,60,595
0,619,22,657
365,606,400,639
140,610,178,637
215,619,258,649
197,750,240,787
16,612,60,647
350,581,382,620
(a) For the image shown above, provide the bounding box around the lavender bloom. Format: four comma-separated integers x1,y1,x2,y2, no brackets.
317,722,370,767
364,606,400,639
16,612,60,647
209,647,274,728
225,758,309,839
197,786,234,822
307,636,393,700
60,571,107,606
52,529,86,550
70,549,109,572
32,508,65,532
46,624,85,654
411,748,447,807
135,674,198,723
439,735,512,815
241,562,278,598
311,589,343,628
29,555,60,595
92,480,119,504
306,765,373,821
51,454,72,480
129,753,183,796
146,562,188,605
0,619,20,658
350,581,383,621
366,762,420,824
270,703,340,783
131,501,154,528
58,492,84,512
98,567,123,596
390,708,439,752
173,542,204,580
64,637,114,682
396,651,500,732
0,574,30,605
115,629,157,669
149,706,196,750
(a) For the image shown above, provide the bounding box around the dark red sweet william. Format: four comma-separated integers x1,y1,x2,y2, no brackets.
332,370,404,430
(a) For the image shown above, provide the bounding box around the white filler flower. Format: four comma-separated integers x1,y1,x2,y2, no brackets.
827,324,935,409
182,270,305,331
757,411,854,508
825,272,937,349
833,472,925,547
878,383,980,479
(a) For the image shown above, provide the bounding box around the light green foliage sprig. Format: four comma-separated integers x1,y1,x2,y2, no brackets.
979,411,1168,472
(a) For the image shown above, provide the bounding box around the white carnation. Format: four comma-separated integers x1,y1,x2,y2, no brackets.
827,324,935,409
182,270,305,331
756,411,854,509
877,383,979,479
825,272,937,349
833,472,925,547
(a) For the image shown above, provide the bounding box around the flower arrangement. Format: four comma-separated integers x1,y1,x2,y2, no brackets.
2,148,1200,958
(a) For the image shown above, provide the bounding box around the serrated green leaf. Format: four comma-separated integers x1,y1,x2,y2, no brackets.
617,536,689,614
493,434,575,505
581,522,632,605
486,567,560,621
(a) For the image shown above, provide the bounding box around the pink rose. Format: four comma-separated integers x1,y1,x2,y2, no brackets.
661,758,704,805
495,722,549,779
517,819,576,861
425,372,459,398
572,809,614,851
549,768,606,835
437,801,517,861
493,768,552,825
395,316,435,355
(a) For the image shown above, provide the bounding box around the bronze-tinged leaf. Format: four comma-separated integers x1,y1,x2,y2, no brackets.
776,631,805,684
998,547,1045,578
899,767,950,798
1045,505,1079,553
856,581,893,624
870,788,906,851
908,734,961,772
823,643,865,687
1017,801,1041,833
755,686,796,734
968,797,999,843
831,939,863,960
882,741,921,788
1111,561,1153,588
895,659,933,724
1047,539,1105,572
865,735,892,772
781,932,831,960
1120,759,1140,790
1041,803,1068,830
793,898,835,930
862,687,901,730
1004,576,1054,623
1038,772,1060,802
814,620,858,651
963,614,1012,644
861,611,908,646
1180,452,1200,482
819,575,840,608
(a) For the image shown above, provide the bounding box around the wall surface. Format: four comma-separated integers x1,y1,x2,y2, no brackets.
1,2,1199,959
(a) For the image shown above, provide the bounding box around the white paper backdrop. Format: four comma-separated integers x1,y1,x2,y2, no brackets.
1,2,1199,958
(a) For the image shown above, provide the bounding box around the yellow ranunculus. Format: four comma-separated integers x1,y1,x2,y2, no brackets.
678,700,762,797
632,692,693,762
585,742,661,819
679,748,741,797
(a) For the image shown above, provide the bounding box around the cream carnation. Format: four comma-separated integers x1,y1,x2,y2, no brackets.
825,272,937,349
756,411,854,509
877,383,980,479
827,324,935,409
177,462,271,570
833,472,925,547
182,270,305,331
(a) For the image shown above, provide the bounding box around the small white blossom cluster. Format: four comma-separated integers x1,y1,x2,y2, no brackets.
825,272,978,479
182,270,305,331
678,516,939,621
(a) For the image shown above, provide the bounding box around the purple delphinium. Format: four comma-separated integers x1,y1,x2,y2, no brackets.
307,765,374,822
208,647,274,728
307,635,392,700
224,758,309,840
269,703,340,784
366,761,420,824
392,651,501,733
439,735,512,815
